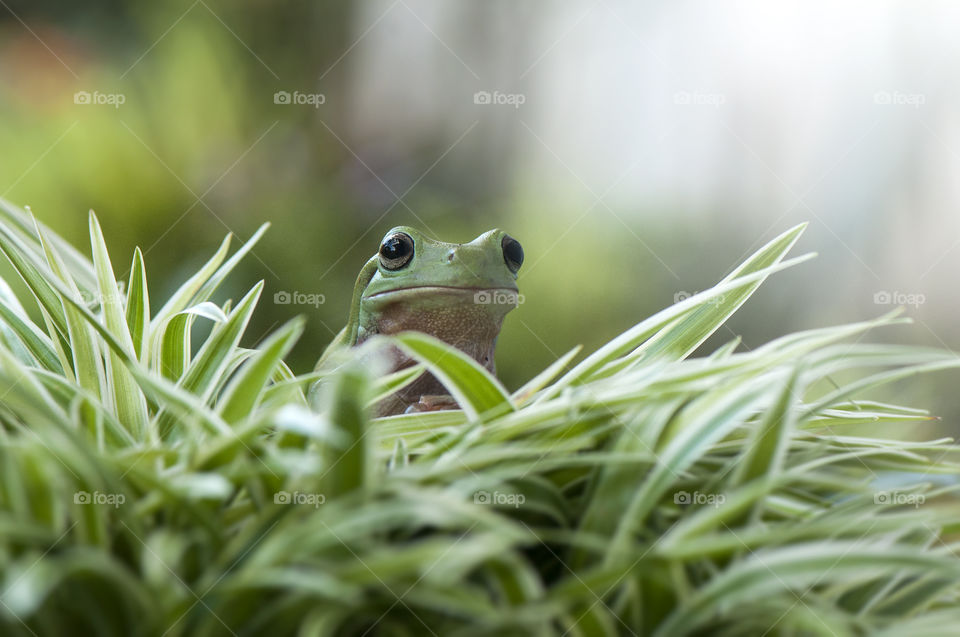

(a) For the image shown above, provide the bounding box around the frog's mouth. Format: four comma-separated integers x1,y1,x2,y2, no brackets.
364,285,519,304
364,285,519,302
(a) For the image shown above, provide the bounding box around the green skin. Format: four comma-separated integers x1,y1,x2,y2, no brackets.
318,226,521,416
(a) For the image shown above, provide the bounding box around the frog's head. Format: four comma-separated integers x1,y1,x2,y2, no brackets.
356,226,524,369
361,226,523,302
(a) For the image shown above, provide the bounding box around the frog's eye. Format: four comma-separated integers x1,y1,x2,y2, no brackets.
501,235,523,274
379,232,415,270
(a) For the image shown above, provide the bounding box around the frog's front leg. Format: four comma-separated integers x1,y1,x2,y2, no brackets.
404,394,460,413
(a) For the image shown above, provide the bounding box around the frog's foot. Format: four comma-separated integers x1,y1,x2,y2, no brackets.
404,394,460,414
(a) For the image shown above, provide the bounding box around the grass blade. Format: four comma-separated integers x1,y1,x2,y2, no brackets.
218,318,304,423
392,332,515,421
36,222,104,401
89,212,148,438
125,247,149,362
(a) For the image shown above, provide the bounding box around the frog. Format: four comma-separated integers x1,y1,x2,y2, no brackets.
316,226,523,416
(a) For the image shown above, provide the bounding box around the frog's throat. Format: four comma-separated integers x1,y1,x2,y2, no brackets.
357,286,518,368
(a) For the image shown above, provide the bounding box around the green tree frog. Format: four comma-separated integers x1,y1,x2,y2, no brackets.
317,226,523,416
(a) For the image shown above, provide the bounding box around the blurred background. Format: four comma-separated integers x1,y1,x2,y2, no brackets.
2,0,959,428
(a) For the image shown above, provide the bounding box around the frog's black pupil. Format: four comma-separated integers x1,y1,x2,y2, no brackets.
379,233,414,270
502,235,523,273
383,238,402,258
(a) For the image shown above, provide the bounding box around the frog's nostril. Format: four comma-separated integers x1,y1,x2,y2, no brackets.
447,251,455,262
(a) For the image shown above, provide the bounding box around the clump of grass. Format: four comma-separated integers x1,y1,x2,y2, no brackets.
0,198,959,636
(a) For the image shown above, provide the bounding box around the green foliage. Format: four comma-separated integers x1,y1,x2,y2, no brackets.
0,202,958,636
